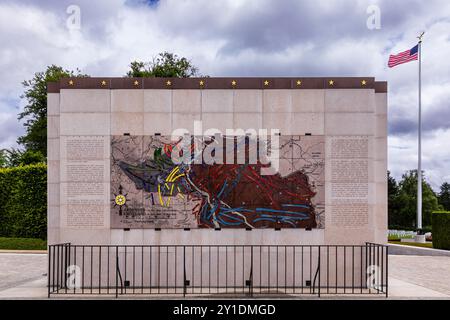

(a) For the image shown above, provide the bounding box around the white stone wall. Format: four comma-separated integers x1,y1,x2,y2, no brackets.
47,87,387,246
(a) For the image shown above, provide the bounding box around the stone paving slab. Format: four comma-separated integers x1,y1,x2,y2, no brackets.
388,277,449,299
0,250,47,254
0,253,47,293
388,255,450,296
388,244,450,257
0,277,47,299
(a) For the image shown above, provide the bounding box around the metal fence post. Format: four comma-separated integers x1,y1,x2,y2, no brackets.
183,246,186,297
48,245,51,298
385,245,389,298
250,246,253,297
115,246,118,298
318,246,321,298
65,243,70,293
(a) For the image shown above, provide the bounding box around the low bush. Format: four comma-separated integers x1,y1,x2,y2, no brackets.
432,211,450,250
0,237,47,250
0,164,47,239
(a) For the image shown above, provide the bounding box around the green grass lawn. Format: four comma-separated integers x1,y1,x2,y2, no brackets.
388,240,433,249
0,237,47,250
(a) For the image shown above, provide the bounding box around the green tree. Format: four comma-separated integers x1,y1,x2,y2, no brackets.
0,149,8,168
387,171,402,228
0,149,45,167
126,52,199,78
396,170,442,229
17,65,87,157
438,182,450,211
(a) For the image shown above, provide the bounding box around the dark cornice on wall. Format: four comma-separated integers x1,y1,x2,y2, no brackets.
47,77,388,93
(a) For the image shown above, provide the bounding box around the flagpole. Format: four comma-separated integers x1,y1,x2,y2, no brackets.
417,32,424,233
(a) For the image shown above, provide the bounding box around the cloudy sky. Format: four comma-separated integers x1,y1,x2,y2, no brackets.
0,0,449,189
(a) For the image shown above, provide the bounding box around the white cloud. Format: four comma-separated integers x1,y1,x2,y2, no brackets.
0,0,449,189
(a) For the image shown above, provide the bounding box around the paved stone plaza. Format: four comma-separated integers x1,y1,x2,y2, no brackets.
0,252,449,299
0,253,47,299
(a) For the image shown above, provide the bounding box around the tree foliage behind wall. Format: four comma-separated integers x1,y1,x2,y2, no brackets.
388,170,442,230
0,164,47,239
17,65,87,158
432,211,450,250
126,52,199,78
439,182,450,211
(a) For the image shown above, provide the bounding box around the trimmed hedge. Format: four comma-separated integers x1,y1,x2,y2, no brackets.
0,164,47,239
432,211,450,250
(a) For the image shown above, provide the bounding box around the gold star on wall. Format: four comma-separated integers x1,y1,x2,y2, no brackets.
264,80,269,86
328,80,334,86
199,80,204,86
68,80,74,86
231,80,237,86
133,80,139,86
166,80,172,86
296,80,302,86
361,80,367,86
101,80,107,86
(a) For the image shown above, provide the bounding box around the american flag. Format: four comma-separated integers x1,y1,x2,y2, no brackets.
388,44,419,68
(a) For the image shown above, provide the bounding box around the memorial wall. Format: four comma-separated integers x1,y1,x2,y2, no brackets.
47,77,387,246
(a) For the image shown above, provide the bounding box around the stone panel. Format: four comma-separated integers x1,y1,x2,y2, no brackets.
59,228,111,245
47,206,60,229
60,182,110,205
202,90,233,113
111,89,144,113
375,114,388,138
291,89,324,113
48,183,60,207
144,89,172,112
60,113,110,136
374,160,388,184
374,137,387,161
263,90,291,113
47,138,60,161
233,113,263,130
325,89,374,113
291,113,324,135
111,113,144,135
60,89,110,113
325,113,374,136
144,112,172,135
60,136,110,161
375,93,387,115
234,90,263,113
47,227,60,245
47,93,60,116
201,113,234,133
172,113,201,133
263,113,292,135
47,160,60,184
140,229,325,246
60,204,109,229
172,90,201,113
47,116,60,139
60,160,110,183
324,226,375,245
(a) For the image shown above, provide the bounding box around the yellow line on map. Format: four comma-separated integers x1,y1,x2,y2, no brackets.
157,184,164,206
166,166,180,182
171,173,185,181
166,184,175,206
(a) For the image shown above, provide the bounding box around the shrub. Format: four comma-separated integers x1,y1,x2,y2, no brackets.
432,211,450,250
0,164,47,239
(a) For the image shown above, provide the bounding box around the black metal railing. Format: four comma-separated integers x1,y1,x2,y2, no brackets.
48,243,388,297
